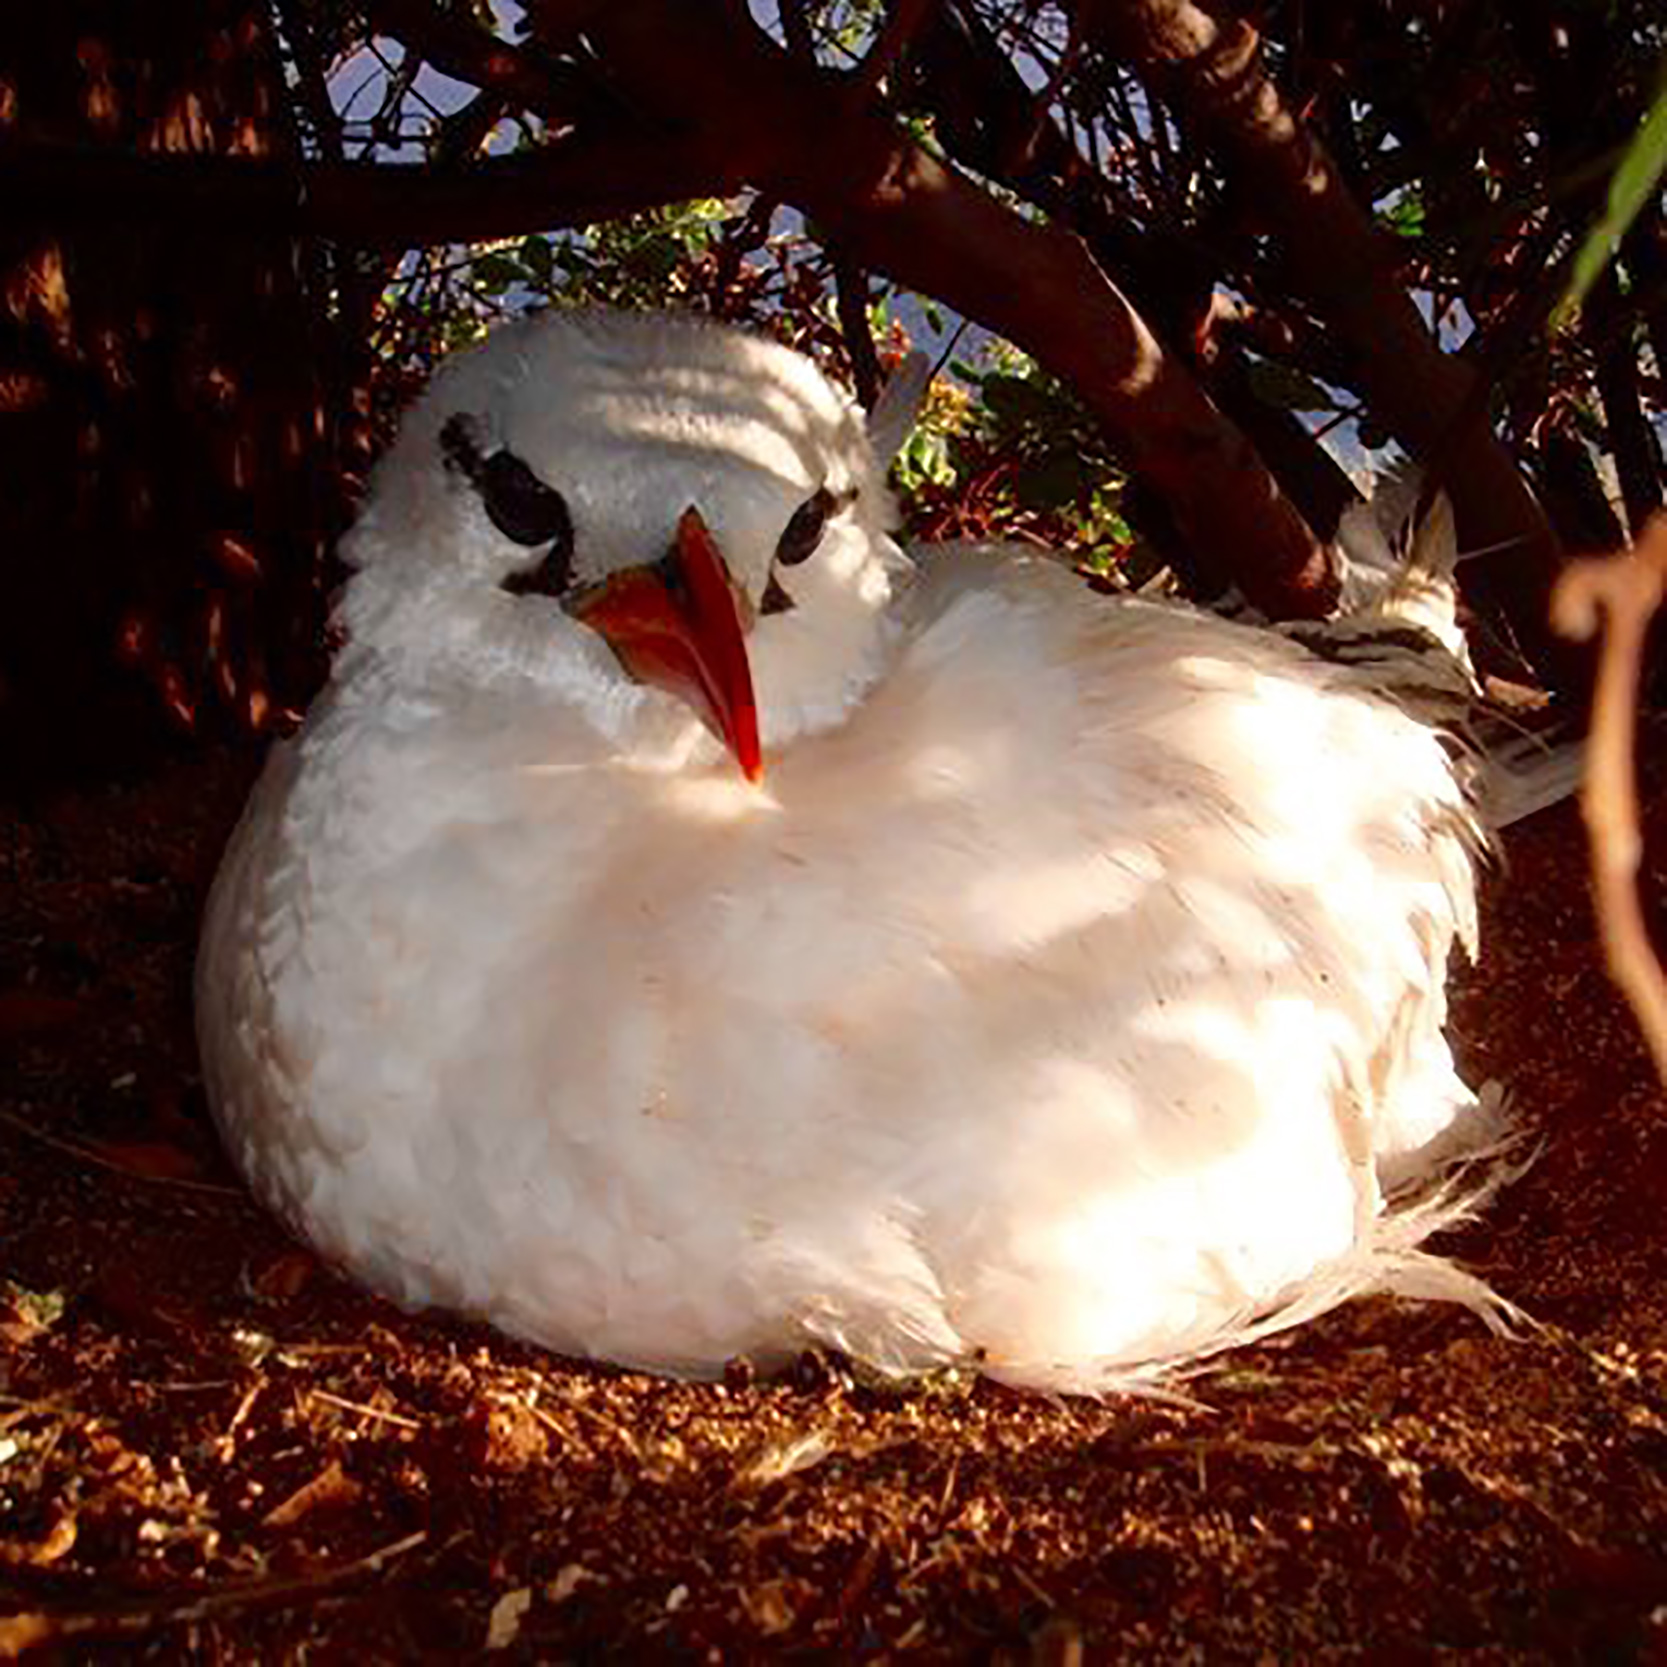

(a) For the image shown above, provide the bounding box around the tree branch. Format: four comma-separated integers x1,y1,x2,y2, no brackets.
1553,516,1667,1082
537,0,1335,614
367,0,610,126
833,256,882,408
9,0,1375,618
852,0,938,100
912,0,1357,549
1623,200,1667,427
1094,0,1569,680
0,136,738,246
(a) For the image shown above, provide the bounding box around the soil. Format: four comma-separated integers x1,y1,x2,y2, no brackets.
2,739,1666,1662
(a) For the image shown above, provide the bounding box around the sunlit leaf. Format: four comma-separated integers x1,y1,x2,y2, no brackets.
1558,71,1667,326
893,427,957,491
471,252,522,295
1377,188,1426,240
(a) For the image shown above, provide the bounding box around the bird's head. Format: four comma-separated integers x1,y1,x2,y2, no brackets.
338,309,926,781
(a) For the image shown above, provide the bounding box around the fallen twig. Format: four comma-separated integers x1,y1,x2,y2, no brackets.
0,1528,429,1653
0,1108,241,1196
306,1387,423,1430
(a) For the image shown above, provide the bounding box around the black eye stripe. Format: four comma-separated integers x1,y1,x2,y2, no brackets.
439,415,575,598
776,487,840,568
478,451,572,550
441,415,572,550
440,412,485,480
501,549,571,599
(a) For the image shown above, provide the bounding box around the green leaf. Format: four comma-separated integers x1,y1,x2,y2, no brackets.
519,236,554,286
626,233,686,283
1558,69,1667,327
1377,188,1426,240
893,427,958,491
2,1280,66,1332
471,251,522,295
980,372,1056,426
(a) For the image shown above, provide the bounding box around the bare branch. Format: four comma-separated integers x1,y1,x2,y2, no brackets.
523,0,1335,614
0,137,737,247
1552,515,1667,1083
851,0,938,100
367,0,607,125
275,0,347,163
1093,0,1568,677
779,0,817,61
833,257,882,408
1586,266,1666,537
911,0,1357,557
1624,199,1667,421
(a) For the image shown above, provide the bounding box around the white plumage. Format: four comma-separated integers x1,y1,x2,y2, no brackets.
197,309,1529,1394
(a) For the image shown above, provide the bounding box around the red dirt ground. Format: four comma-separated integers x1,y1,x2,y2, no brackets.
2,740,1666,1660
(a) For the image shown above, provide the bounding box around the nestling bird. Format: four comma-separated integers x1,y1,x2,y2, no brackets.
197,309,1557,1394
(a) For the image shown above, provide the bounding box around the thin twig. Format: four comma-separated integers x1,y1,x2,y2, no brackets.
0,1109,242,1196
834,257,882,407
0,1529,429,1652
1552,514,1667,1083
1008,1,1084,176
851,0,937,101
307,1388,423,1429
216,1381,265,1463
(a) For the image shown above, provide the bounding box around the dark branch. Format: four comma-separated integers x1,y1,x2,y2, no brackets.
367,0,611,126
0,137,736,247
1091,0,1570,681
531,0,1335,614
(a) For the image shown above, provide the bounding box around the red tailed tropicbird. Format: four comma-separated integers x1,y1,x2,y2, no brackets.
197,310,1565,1393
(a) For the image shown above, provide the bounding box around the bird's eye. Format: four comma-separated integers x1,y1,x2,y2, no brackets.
775,487,838,568
439,416,573,569
479,450,573,550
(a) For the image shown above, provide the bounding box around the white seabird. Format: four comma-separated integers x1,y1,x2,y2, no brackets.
197,308,1552,1394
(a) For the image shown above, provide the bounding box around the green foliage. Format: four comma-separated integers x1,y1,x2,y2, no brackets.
897,343,1133,570
1377,186,1427,241
466,200,733,311
1558,66,1667,324
893,424,958,492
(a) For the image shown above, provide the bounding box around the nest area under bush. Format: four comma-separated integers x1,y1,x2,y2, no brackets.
1,742,1666,1658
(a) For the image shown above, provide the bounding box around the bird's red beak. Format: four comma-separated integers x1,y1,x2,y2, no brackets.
567,506,763,784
